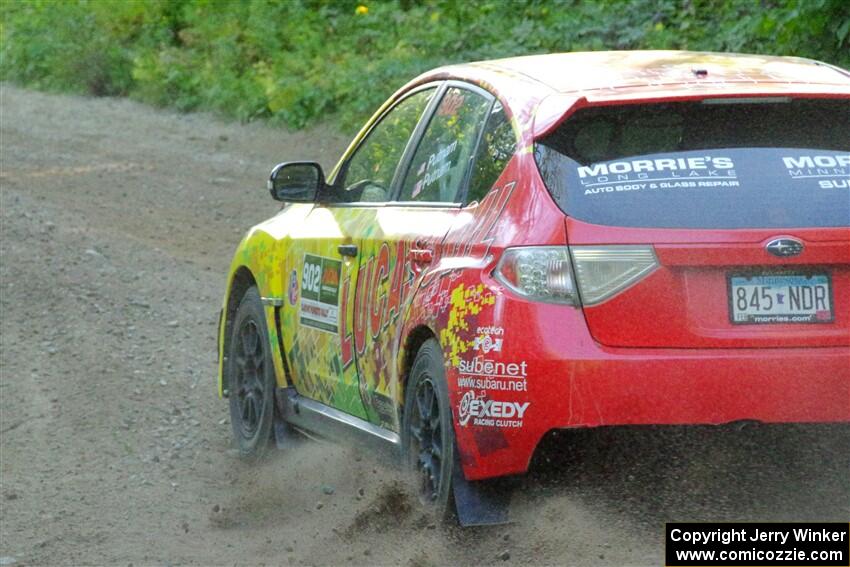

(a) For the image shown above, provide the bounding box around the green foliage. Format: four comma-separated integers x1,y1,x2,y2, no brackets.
2,0,848,131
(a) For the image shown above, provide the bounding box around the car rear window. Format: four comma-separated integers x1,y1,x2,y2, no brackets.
535,99,850,229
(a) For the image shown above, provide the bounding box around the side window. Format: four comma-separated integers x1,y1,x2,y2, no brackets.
398,87,492,204
466,102,517,204
337,88,436,203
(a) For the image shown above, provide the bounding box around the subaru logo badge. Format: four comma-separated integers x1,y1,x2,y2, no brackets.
765,237,804,258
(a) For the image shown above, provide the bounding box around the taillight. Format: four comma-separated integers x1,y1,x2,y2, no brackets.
494,245,658,306
494,247,578,305
570,245,658,306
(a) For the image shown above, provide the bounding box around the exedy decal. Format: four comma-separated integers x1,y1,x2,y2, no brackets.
457,390,529,428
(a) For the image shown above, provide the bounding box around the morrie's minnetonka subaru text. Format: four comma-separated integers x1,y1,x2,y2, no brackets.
217,51,850,524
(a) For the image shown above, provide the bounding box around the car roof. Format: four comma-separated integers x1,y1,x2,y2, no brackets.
470,50,850,94
409,50,850,140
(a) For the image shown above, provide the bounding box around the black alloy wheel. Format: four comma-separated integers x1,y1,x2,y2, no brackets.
227,287,274,460
410,374,444,502
403,339,456,519
233,319,265,438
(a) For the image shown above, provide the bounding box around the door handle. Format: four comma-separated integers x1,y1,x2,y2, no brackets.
337,244,358,257
409,248,433,265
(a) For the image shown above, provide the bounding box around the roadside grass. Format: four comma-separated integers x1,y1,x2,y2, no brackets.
2,0,847,132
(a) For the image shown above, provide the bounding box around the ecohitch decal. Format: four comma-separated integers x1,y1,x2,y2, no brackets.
473,325,504,353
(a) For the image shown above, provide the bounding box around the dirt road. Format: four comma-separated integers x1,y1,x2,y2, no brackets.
1,85,847,566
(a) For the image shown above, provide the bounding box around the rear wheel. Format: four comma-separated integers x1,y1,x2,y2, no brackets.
227,287,275,461
402,338,456,520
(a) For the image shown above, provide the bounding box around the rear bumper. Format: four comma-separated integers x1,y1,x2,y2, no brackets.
551,344,850,427
450,306,850,481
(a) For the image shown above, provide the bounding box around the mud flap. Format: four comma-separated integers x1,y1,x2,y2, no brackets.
273,418,298,449
273,387,298,449
452,450,512,526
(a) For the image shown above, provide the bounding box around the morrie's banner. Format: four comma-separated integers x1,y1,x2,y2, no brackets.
665,523,849,566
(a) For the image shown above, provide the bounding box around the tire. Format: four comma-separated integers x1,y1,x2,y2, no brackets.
402,338,456,520
226,287,275,461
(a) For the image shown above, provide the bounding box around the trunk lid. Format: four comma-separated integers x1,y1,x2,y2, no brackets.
567,221,850,348
535,97,849,348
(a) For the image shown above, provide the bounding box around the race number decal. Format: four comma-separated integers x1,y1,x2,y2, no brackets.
300,254,341,333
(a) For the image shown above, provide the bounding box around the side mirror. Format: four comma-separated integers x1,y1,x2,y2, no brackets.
268,161,324,203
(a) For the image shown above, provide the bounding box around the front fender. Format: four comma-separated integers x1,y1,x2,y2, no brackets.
217,205,313,397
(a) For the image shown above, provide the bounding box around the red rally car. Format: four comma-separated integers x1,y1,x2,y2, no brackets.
217,51,850,524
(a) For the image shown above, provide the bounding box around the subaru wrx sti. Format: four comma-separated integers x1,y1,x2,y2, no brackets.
218,51,850,523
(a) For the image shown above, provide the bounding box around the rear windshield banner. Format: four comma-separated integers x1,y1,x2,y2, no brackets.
572,149,849,194
557,148,849,229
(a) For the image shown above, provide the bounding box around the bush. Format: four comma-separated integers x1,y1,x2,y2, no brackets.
2,0,848,131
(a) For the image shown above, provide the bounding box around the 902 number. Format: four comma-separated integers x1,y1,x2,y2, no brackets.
302,262,322,294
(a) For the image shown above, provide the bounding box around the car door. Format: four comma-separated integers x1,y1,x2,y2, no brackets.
347,83,496,430
279,86,438,420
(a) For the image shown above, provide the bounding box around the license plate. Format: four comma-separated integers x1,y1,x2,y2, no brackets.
728,272,834,324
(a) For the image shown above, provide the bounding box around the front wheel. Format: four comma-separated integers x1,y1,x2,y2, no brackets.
226,287,275,461
402,338,456,520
